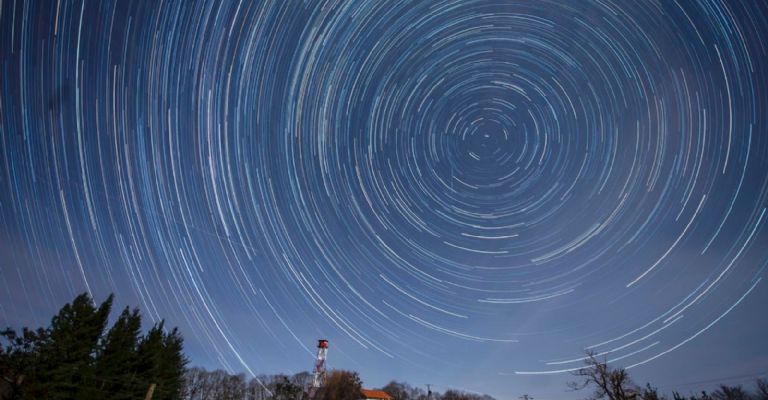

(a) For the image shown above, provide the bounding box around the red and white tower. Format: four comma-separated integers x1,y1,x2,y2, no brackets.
310,339,329,398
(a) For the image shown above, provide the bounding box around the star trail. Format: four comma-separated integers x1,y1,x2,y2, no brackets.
1,1,768,398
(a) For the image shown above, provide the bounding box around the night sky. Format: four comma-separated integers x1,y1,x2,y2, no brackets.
1,1,768,399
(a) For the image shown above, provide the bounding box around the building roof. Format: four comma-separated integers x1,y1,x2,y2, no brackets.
361,389,394,400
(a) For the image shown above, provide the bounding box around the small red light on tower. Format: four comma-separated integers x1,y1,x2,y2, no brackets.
318,339,329,349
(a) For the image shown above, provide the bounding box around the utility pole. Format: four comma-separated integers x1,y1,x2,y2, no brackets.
144,383,156,400
426,383,433,400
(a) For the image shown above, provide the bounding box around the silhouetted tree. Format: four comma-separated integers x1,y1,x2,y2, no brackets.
291,371,312,398
383,381,412,400
439,389,495,400
443,390,469,400
569,351,638,400
711,385,749,400
0,326,47,399
183,368,319,400
181,367,206,399
0,293,186,400
93,307,142,399
315,369,362,400
2,293,113,400
272,374,302,399
382,380,433,400
136,322,188,400
756,379,768,400
640,383,665,400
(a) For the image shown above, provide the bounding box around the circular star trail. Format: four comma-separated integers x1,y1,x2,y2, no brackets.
2,0,768,396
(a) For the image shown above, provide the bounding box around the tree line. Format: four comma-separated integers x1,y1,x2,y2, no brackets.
2,293,765,400
182,367,310,400
182,367,498,400
565,351,768,400
0,293,186,400
380,380,496,400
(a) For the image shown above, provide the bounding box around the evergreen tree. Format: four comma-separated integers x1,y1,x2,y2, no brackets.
0,326,48,398
136,322,188,400
93,307,142,400
0,293,186,400
156,326,187,399
36,293,113,400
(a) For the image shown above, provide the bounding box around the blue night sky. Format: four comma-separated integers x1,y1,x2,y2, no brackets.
1,1,767,399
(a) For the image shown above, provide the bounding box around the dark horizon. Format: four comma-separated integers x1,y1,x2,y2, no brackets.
2,1,767,399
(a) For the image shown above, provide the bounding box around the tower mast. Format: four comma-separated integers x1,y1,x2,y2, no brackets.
309,339,329,399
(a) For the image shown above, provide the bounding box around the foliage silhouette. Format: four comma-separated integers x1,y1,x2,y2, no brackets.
0,293,187,400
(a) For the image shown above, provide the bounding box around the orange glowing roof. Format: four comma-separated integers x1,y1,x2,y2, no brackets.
361,389,394,400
